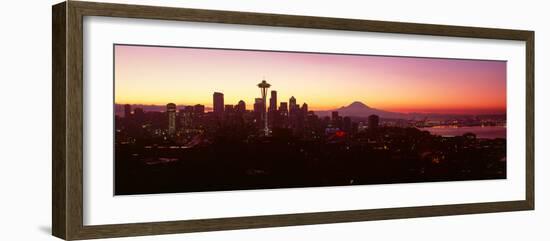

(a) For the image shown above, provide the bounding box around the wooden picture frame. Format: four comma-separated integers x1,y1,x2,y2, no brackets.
52,1,534,240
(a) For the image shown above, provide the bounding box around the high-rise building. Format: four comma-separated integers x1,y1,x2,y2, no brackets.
279,102,289,127
235,100,246,113
269,90,277,112
213,92,224,115
343,116,352,132
331,111,342,128
194,104,205,116
180,106,194,129
368,114,380,129
124,104,132,118
301,103,308,114
224,104,235,113
279,102,288,117
289,97,299,115
166,103,177,135
289,96,297,110
253,98,264,123
331,111,339,121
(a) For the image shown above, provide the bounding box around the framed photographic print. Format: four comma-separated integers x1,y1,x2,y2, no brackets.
52,1,534,240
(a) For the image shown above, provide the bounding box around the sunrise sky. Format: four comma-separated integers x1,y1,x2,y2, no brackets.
114,44,506,114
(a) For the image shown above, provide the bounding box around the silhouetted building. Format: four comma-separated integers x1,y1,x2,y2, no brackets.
289,96,300,118
463,132,477,140
354,122,361,132
254,98,264,123
235,100,246,113
194,104,205,116
180,106,194,129
279,102,289,127
368,114,379,129
269,90,277,112
224,104,237,125
331,111,339,122
289,96,297,110
166,103,177,135
133,107,144,119
343,116,352,132
224,104,235,114
213,92,224,115
268,92,279,128
302,103,308,114
279,102,288,117
124,104,132,118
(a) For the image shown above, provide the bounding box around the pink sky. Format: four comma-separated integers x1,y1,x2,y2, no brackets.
115,44,506,114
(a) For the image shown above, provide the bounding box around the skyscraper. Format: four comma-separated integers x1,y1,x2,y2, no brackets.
343,116,352,132
224,104,235,113
254,98,264,123
331,111,339,121
301,103,308,113
269,90,277,112
166,103,177,135
279,102,289,127
213,92,224,115
331,111,342,128
194,104,205,116
368,114,380,129
180,106,194,129
289,96,297,110
193,104,205,128
235,100,246,113
279,102,288,117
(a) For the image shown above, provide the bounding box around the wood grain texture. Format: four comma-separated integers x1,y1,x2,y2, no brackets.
52,2,67,240
66,2,85,240
525,32,535,209
52,1,535,240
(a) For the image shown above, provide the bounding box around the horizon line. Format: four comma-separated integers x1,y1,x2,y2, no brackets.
114,102,506,116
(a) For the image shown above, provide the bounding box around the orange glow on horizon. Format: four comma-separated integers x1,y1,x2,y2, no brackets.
115,45,506,115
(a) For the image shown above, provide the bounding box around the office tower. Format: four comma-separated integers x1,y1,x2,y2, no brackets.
235,100,246,113
368,114,380,129
279,102,288,117
224,104,235,113
194,104,205,116
166,103,177,135
301,103,308,114
289,96,298,115
213,92,224,115
257,79,271,136
331,111,339,121
124,104,132,118
343,116,352,132
254,98,264,123
278,102,289,127
289,96,297,110
180,106,194,129
269,90,277,112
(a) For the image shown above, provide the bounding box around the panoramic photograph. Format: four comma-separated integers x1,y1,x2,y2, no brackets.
114,44,507,195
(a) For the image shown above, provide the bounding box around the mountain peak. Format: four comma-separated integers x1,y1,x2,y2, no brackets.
346,101,370,109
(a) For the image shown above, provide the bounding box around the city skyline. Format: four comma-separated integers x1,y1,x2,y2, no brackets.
114,45,507,195
114,45,506,115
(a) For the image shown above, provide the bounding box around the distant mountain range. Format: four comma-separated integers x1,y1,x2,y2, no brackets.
314,101,505,120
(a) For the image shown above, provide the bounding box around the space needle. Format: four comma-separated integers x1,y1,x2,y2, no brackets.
257,79,271,136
